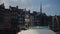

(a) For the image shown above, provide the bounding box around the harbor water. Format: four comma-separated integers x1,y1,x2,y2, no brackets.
18,26,56,34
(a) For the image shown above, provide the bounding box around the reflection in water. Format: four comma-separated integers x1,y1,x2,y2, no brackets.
18,26,56,34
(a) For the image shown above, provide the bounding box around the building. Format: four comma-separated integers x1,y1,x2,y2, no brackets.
3,9,11,27
48,15,60,32
29,3,48,26
0,3,6,28
0,3,12,28
32,11,38,26
9,6,19,27
30,13,34,26
0,4,19,32
30,11,38,26
18,9,25,28
25,9,30,27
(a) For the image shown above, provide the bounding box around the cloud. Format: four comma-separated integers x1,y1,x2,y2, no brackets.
11,0,18,2
0,0,4,4
0,0,32,8
0,0,50,10
2,0,19,8
0,0,42,8
42,4,52,10
20,0,28,3
2,0,9,8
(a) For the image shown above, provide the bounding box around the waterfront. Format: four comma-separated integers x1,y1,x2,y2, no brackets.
18,26,56,34
0,0,60,34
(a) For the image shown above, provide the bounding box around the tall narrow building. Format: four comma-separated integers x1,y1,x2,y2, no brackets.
40,2,42,13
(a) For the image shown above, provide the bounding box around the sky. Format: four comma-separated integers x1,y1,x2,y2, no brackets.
0,0,60,16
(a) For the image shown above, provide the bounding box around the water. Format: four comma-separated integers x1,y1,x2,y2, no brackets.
29,26,49,29
18,26,56,34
